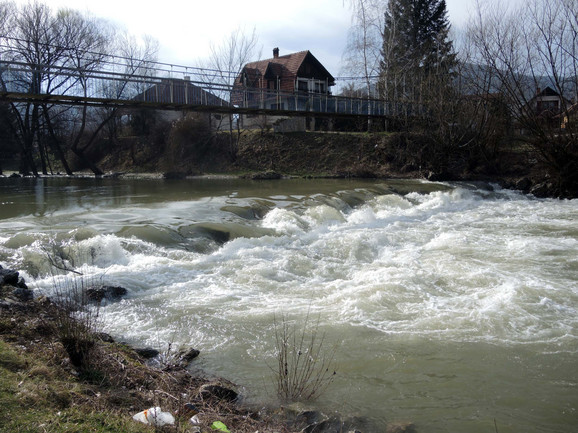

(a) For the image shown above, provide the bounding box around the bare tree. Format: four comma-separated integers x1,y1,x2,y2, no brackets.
36,9,114,175
342,0,384,130
467,0,578,196
68,31,158,175
0,1,18,174
0,1,11,32
563,0,578,99
451,30,514,171
204,27,261,159
1,2,108,174
341,1,383,90
1,0,62,175
0,1,158,176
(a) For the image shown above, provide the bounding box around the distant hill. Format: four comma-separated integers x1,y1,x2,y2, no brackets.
456,62,577,100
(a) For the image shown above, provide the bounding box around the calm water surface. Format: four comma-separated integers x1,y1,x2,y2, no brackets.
0,177,576,432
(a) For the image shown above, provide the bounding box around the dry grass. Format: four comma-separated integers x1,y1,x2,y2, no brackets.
0,291,293,433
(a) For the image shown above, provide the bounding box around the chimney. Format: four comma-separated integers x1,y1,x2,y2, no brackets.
273,47,279,59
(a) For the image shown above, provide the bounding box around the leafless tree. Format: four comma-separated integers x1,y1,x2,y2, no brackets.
0,1,158,176
467,0,578,195
451,31,513,171
204,27,261,159
0,1,11,33
68,31,158,175
1,0,62,175
342,0,384,130
341,1,383,92
563,0,578,98
208,27,261,88
37,9,114,175
0,2,17,174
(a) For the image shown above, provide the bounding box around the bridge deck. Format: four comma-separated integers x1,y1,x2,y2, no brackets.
0,56,408,119
0,91,393,119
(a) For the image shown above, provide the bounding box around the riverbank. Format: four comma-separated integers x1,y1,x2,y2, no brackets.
2,129,572,198
95,130,567,198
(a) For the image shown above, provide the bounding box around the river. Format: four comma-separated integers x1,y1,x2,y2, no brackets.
0,177,576,432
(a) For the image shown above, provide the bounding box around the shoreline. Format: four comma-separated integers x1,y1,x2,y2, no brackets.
0,271,311,432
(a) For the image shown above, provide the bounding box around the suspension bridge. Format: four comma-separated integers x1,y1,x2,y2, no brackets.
0,50,396,120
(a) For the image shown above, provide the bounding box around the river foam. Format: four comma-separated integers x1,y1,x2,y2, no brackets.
13,182,577,348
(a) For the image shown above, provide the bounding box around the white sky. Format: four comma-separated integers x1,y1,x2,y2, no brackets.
14,0,499,76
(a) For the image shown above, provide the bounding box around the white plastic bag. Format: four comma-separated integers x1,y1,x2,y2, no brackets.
132,406,175,426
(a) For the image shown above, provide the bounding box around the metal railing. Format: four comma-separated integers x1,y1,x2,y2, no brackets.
0,57,399,118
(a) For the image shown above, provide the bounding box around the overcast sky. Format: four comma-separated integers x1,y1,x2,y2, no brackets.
13,0,503,76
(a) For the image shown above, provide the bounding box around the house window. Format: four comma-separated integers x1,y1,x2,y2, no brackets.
296,78,327,94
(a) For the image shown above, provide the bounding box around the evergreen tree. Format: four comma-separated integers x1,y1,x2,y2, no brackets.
379,0,456,112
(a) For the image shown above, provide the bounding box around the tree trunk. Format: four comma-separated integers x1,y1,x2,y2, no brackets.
70,147,104,176
32,103,49,175
71,107,119,176
42,105,73,175
21,105,38,176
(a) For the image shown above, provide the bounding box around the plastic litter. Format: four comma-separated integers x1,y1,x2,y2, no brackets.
132,407,175,426
190,414,201,425
211,420,230,432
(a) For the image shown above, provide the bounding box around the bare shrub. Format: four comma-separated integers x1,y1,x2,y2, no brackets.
41,238,104,370
273,312,337,402
164,114,213,167
50,274,102,369
46,277,99,369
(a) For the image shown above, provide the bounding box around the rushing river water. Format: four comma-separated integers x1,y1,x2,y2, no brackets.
0,177,577,432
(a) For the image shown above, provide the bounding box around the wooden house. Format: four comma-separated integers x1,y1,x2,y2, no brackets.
233,48,335,131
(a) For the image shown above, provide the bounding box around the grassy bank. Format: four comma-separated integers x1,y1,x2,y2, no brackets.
0,338,147,432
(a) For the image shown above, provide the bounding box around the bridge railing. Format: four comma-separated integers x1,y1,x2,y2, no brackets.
0,57,402,117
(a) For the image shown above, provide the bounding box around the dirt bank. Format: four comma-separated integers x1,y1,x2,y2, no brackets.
97,130,555,196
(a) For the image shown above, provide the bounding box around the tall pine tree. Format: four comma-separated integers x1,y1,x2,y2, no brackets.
379,0,455,113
